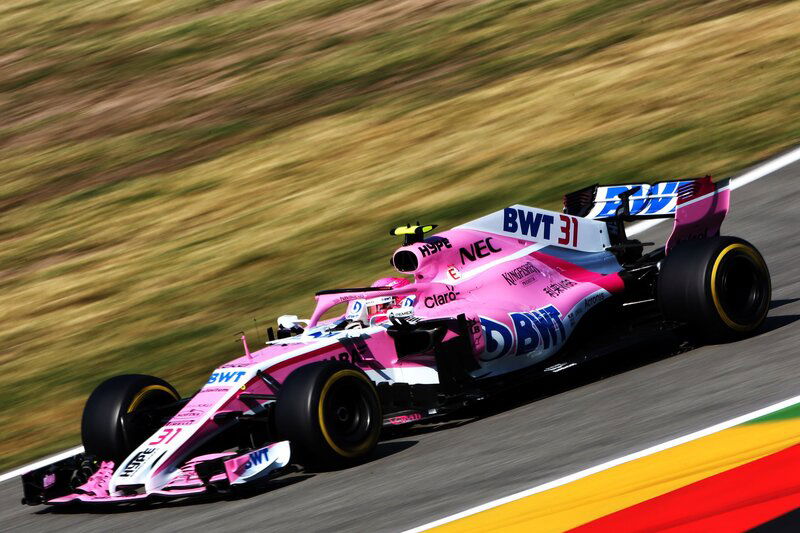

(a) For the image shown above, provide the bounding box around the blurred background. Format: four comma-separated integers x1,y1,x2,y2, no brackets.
0,0,798,470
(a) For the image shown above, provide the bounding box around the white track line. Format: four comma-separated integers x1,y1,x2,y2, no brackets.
0,446,84,484
3,146,800,487
404,394,800,532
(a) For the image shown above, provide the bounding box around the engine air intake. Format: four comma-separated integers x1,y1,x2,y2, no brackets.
392,251,419,273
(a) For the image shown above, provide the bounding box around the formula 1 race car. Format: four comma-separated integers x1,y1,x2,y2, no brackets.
22,176,771,505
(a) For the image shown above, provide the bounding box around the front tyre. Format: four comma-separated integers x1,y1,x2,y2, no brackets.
81,374,179,462
275,361,381,469
658,236,771,342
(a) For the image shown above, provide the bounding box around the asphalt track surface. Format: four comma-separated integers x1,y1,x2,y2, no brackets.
1,154,799,532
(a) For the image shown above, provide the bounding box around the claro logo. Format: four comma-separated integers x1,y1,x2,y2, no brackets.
424,287,460,308
459,237,502,264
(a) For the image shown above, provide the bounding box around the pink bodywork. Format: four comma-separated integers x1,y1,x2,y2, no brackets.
51,202,634,504
40,178,735,505
666,177,730,253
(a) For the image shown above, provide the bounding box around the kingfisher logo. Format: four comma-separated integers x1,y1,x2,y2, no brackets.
501,262,541,286
207,370,246,385
479,305,566,361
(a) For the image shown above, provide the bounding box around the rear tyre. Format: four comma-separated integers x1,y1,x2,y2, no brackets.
657,236,771,342
81,374,179,462
274,361,381,469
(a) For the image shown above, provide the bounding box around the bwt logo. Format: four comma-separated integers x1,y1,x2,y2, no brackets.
480,317,514,362
594,181,692,218
479,305,566,361
511,305,565,356
503,208,555,240
244,448,271,470
207,371,246,384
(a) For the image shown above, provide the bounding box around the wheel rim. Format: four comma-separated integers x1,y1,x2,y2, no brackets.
318,371,379,457
122,386,179,451
712,244,769,330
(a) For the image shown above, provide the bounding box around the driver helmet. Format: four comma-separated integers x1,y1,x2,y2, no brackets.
366,277,410,317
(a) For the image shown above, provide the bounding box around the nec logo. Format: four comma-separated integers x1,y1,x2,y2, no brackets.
459,237,502,264
503,208,555,239
418,237,452,257
207,371,246,384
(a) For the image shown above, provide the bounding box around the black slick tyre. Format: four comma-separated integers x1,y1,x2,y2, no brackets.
657,236,771,342
274,361,381,469
81,374,179,462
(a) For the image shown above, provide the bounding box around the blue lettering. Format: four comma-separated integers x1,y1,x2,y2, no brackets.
207,371,246,385
629,186,648,215
250,449,265,466
640,182,676,215
541,305,566,340
529,309,558,350
517,209,539,237
479,317,513,361
503,208,518,232
540,214,554,239
597,186,631,218
511,312,540,356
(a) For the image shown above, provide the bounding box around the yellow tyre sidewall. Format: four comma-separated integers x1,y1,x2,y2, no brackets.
317,369,380,459
127,384,179,413
710,243,769,331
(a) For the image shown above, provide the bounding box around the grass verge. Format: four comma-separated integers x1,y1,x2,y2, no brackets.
1,0,798,470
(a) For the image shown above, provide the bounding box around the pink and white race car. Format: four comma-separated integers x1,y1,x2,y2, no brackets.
21,177,770,505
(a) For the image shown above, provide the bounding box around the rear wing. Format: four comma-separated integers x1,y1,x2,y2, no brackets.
564,178,719,220
564,176,731,252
